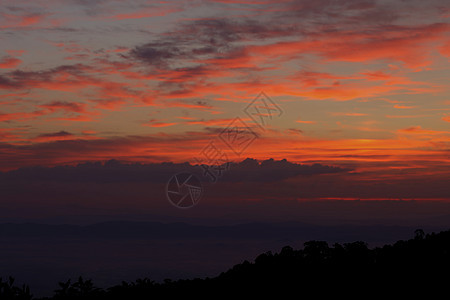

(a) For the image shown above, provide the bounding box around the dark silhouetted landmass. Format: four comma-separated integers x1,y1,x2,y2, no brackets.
2,228,449,299
0,158,348,183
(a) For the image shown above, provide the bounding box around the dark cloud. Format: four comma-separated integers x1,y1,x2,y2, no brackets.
130,42,183,67
0,135,192,171
0,158,348,183
37,131,73,138
223,158,348,182
277,0,384,22
0,156,448,227
287,128,303,135
0,74,18,88
127,0,443,74
182,18,297,42
2,153,448,201
129,18,296,69
1,64,92,89
40,101,87,113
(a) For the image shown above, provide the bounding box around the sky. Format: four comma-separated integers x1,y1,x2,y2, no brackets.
0,0,449,211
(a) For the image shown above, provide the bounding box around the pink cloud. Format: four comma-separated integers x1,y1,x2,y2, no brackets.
0,13,52,29
0,56,22,69
0,110,46,122
398,126,450,135
143,119,178,127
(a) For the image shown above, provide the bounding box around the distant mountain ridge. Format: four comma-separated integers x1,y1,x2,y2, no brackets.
0,221,443,244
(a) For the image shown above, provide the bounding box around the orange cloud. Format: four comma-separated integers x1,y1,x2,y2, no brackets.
6,50,26,56
0,110,45,122
248,23,450,69
161,100,218,112
398,126,450,135
0,128,25,142
321,23,450,68
361,71,392,80
394,105,417,109
82,130,97,135
0,126,448,179
40,101,88,114
52,114,97,122
143,119,178,127
332,112,368,116
0,1,449,180
33,132,74,142
0,13,55,29
186,118,245,126
91,99,127,111
386,115,430,119
0,56,22,68
31,131,101,142
440,41,450,59
295,120,316,124
38,101,99,122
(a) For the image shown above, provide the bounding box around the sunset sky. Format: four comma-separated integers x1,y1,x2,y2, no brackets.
1,0,449,202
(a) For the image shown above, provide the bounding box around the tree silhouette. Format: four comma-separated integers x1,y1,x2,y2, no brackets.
8,228,450,299
414,228,425,240
53,277,103,299
0,277,32,300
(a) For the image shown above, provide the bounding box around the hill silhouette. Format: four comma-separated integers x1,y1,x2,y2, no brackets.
2,228,450,299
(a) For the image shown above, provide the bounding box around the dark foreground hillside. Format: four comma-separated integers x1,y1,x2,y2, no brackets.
2,229,449,299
